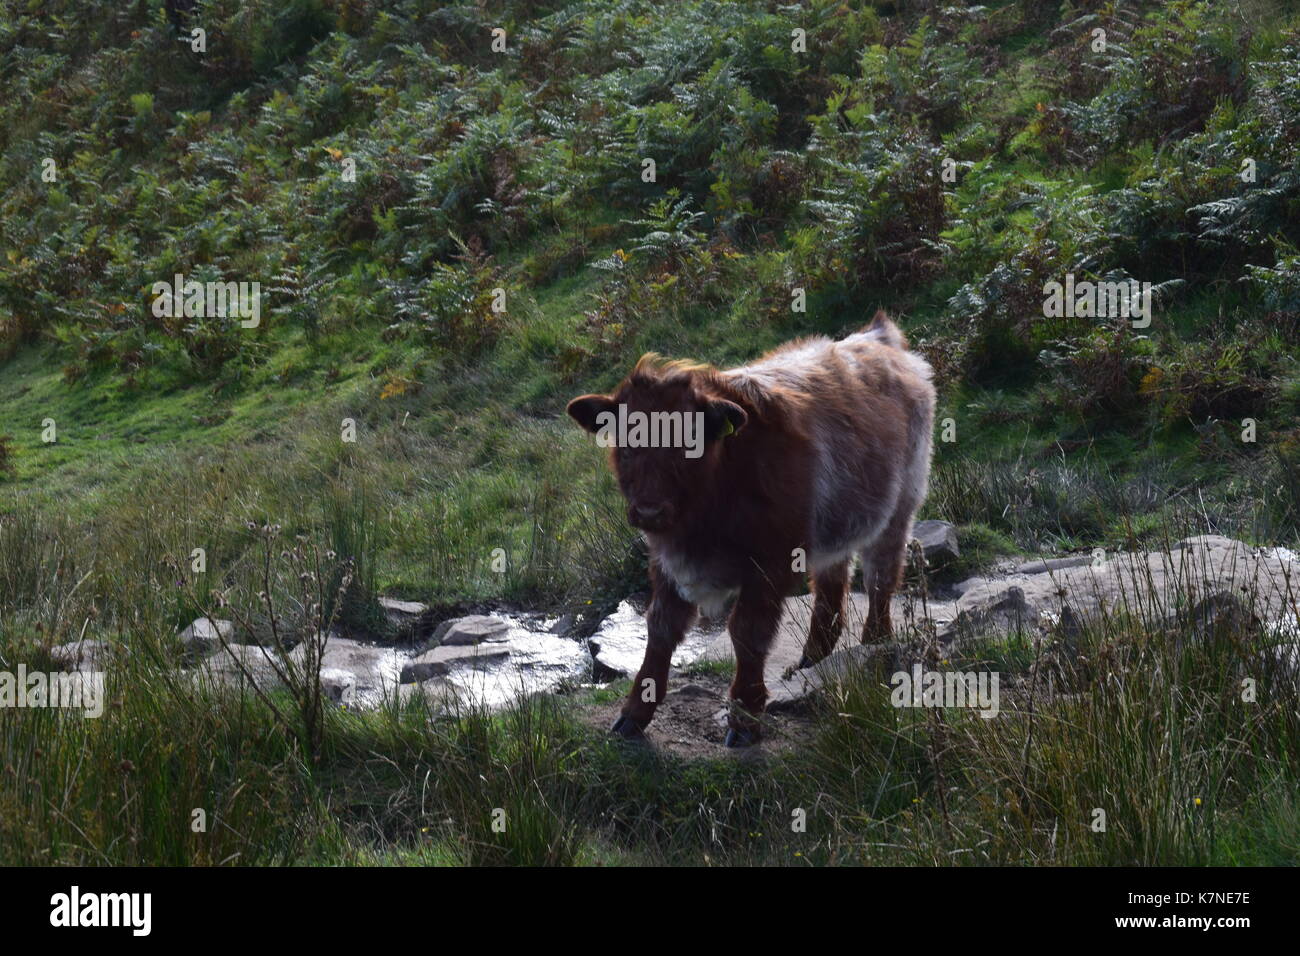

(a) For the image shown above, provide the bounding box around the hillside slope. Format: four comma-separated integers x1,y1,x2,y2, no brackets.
2,0,1299,611
2,0,1299,871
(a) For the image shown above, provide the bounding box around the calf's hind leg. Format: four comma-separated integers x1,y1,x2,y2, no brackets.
862,510,914,644
794,560,849,671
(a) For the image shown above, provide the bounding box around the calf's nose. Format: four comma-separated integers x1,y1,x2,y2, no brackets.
629,503,667,527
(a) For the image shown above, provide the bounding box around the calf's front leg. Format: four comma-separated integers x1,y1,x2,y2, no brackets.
611,578,696,739
725,574,789,747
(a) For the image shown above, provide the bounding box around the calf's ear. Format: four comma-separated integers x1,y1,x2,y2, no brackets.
704,399,747,441
567,394,616,433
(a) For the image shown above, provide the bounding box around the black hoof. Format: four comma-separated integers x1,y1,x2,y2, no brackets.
724,727,759,748
782,654,814,680
610,713,646,739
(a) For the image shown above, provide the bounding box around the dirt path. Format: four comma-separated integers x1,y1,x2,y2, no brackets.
581,668,821,759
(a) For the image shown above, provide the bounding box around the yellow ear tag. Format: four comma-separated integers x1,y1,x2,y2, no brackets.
720,417,735,437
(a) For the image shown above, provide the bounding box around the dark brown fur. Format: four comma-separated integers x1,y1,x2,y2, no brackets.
568,313,935,746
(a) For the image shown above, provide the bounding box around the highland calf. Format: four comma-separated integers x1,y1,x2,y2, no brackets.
567,312,936,746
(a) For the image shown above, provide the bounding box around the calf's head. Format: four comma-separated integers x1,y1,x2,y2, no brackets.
567,356,747,532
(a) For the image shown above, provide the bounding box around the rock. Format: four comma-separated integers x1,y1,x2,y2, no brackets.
1014,555,1093,575
48,639,110,672
178,617,236,658
1054,603,1085,647
1176,534,1249,553
1260,546,1300,564
667,682,713,699
1174,591,1261,648
195,643,304,689
319,635,404,706
197,638,403,708
912,519,959,563
194,633,403,707
941,586,1031,645
688,535,1296,695
1259,641,1299,680
767,643,901,712
550,613,578,637
379,597,427,617
395,677,460,709
178,535,1300,718
590,601,719,680
379,597,430,639
319,667,357,705
399,656,448,685
433,614,510,646
588,603,649,680
400,642,509,684
953,535,1294,634
587,638,623,681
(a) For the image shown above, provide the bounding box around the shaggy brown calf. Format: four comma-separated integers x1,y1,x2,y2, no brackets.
567,312,935,746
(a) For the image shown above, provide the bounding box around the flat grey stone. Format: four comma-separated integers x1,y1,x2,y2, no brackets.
378,597,428,616
1176,534,1249,552
379,597,431,640
178,617,236,658
768,643,901,712
957,537,1295,626
314,635,405,708
319,667,357,705
1013,555,1093,575
434,615,510,646
195,643,304,688
48,639,111,672
941,586,1032,643
589,601,719,680
395,677,460,708
400,642,509,684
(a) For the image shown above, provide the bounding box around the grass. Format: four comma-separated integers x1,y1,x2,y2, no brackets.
1,245,1295,867
3,451,1298,865
4,540,1296,865
2,0,1299,866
